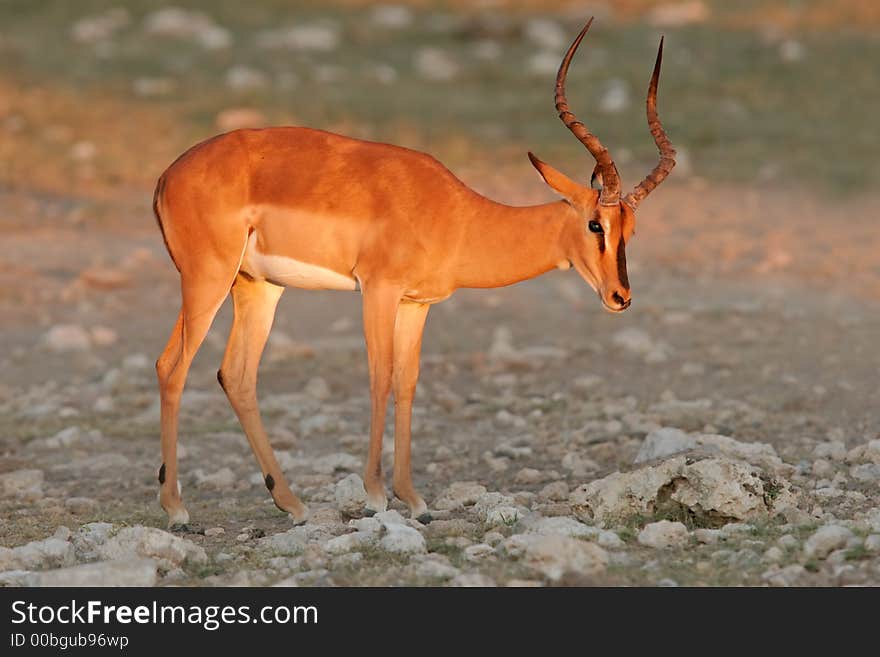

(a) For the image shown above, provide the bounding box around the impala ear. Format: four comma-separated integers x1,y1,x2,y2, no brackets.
528,152,584,203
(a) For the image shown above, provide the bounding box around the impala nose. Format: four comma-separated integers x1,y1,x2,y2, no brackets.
607,290,631,312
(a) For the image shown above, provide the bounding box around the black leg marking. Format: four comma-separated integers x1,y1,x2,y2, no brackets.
158,463,166,485
265,474,275,491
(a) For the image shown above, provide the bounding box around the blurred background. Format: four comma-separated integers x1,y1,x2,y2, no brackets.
1,2,879,586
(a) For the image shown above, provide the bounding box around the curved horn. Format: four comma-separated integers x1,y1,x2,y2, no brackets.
556,18,620,206
624,37,676,211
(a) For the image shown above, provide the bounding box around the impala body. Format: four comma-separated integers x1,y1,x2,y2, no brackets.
153,19,675,526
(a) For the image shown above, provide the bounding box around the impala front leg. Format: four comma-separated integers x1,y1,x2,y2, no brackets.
361,283,401,514
392,301,431,521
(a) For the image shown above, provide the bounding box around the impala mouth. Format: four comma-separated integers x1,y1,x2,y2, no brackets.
602,298,631,313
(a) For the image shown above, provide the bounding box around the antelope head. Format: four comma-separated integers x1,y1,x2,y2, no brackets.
529,19,676,313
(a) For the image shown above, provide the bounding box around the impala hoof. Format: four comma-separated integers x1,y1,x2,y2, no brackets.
362,508,376,517
416,512,434,525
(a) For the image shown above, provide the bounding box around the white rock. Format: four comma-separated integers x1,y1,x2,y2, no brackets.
638,520,690,549
523,18,566,50
538,481,569,502
414,557,459,580
45,324,91,351
193,467,236,490
850,463,880,482
598,78,631,114
98,526,207,570
570,456,798,526
72,522,114,561
527,51,560,77
311,452,360,474
0,536,75,571
598,530,625,549
434,481,487,511
335,473,367,516
324,532,374,555
648,1,709,27
521,515,598,539
864,535,880,552
803,525,854,560
70,8,131,43
463,543,495,561
474,493,522,526
23,559,157,587
450,573,496,587
0,469,44,500
225,65,269,92
779,39,805,63
370,5,413,29
379,524,426,555
375,509,407,526
611,328,668,361
304,376,331,400
762,564,806,587
763,546,784,563
348,517,381,533
256,23,340,52
502,534,608,581
414,47,458,81
635,427,785,473
813,440,847,461
143,7,231,50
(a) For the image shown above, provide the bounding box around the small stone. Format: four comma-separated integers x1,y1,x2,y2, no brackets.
803,524,854,559
324,532,373,555
90,326,117,346
0,535,75,571
205,527,225,537
694,528,721,544
777,534,799,550
450,573,496,587
463,543,495,561
414,557,459,580
598,530,625,549
813,441,847,462
304,377,331,400
864,535,880,552
0,469,44,500
334,473,367,516
502,534,608,581
637,520,690,549
193,467,236,490
369,5,413,29
763,546,784,563
256,23,340,51
514,468,543,485
225,65,269,92
434,481,487,511
414,47,458,81
215,107,267,132
850,463,880,483
598,78,630,114
45,325,91,351
763,564,806,587
25,559,157,587
98,526,207,570
379,524,426,555
538,481,568,502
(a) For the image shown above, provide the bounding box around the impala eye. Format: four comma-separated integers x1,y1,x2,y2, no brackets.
588,220,604,234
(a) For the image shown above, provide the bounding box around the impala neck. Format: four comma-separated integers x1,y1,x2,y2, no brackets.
454,197,573,289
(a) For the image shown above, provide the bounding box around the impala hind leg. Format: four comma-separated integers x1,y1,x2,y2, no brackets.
156,287,228,527
361,284,402,514
218,274,309,523
391,301,431,521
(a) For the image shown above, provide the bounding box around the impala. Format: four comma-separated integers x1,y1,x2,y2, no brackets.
153,19,675,527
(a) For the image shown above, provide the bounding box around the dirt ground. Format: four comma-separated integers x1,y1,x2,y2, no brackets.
1,2,879,587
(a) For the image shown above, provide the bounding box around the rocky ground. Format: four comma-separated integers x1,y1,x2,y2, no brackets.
1,1,879,588
1,184,879,586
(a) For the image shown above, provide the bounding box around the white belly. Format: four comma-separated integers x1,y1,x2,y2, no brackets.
241,231,358,291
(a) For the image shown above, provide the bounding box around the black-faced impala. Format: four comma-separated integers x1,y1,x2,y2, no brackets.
153,19,675,526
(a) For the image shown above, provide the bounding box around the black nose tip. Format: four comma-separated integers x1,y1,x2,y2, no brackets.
612,292,630,309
